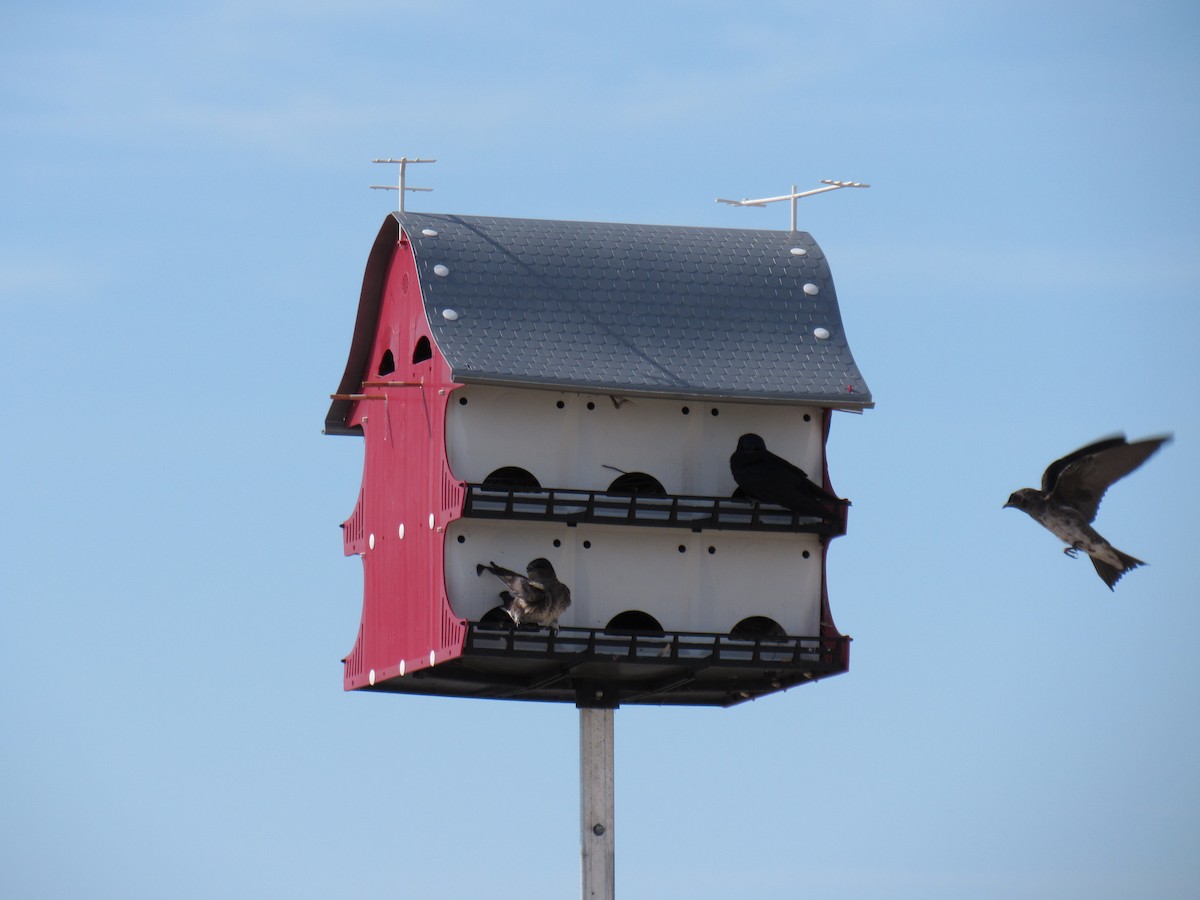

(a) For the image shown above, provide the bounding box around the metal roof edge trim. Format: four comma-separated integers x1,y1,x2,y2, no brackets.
448,370,875,409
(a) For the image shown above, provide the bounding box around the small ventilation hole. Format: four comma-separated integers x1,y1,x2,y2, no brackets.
607,472,666,496
606,611,665,636
482,467,540,490
412,336,432,364
731,616,786,639
377,349,395,376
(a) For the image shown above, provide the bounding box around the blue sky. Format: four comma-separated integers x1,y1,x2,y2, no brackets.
2,2,1198,897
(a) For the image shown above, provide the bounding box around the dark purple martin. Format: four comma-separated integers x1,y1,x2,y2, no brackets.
1003,433,1171,589
476,557,571,633
730,433,849,517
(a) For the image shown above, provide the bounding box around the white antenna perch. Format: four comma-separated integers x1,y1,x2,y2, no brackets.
716,179,870,231
370,157,436,212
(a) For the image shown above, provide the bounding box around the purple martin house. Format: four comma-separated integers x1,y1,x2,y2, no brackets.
326,212,873,707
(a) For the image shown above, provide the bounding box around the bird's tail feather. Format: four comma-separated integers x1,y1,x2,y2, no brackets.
1091,549,1145,590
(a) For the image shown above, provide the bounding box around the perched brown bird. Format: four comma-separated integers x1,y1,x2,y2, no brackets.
476,557,571,632
1003,433,1171,589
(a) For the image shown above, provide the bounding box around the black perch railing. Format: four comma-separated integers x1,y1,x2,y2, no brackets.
462,483,845,536
356,623,850,708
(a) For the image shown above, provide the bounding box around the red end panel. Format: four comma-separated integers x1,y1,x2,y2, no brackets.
820,406,849,537
342,486,366,556
817,407,849,670
341,235,468,691
437,458,468,651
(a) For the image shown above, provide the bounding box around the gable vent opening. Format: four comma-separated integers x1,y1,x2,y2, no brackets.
482,467,541,490
478,606,515,630
606,472,666,496
377,349,395,377
412,336,432,364
605,611,665,636
730,616,786,639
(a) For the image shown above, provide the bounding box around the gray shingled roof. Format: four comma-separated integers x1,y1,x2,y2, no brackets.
404,213,872,407
328,213,871,432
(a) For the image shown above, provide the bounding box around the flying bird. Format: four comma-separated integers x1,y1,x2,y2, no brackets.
730,433,849,517
476,557,572,632
1003,433,1171,589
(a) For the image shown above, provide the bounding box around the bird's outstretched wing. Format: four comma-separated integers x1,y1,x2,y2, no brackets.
1040,435,1125,493
1046,434,1170,523
476,561,528,594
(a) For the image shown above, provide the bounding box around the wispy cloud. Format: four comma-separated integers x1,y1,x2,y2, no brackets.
0,251,101,307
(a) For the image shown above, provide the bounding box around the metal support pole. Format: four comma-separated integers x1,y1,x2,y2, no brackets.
580,708,615,899
716,179,869,229
369,157,435,212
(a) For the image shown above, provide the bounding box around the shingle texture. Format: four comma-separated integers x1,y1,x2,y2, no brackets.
404,212,872,407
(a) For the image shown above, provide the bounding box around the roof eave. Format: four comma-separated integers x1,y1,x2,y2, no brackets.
324,216,402,436
448,370,873,409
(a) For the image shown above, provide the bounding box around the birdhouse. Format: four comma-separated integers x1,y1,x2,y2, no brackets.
325,212,873,707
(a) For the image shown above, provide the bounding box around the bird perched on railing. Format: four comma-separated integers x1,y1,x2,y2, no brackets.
730,433,849,517
476,557,572,633
1003,433,1171,589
